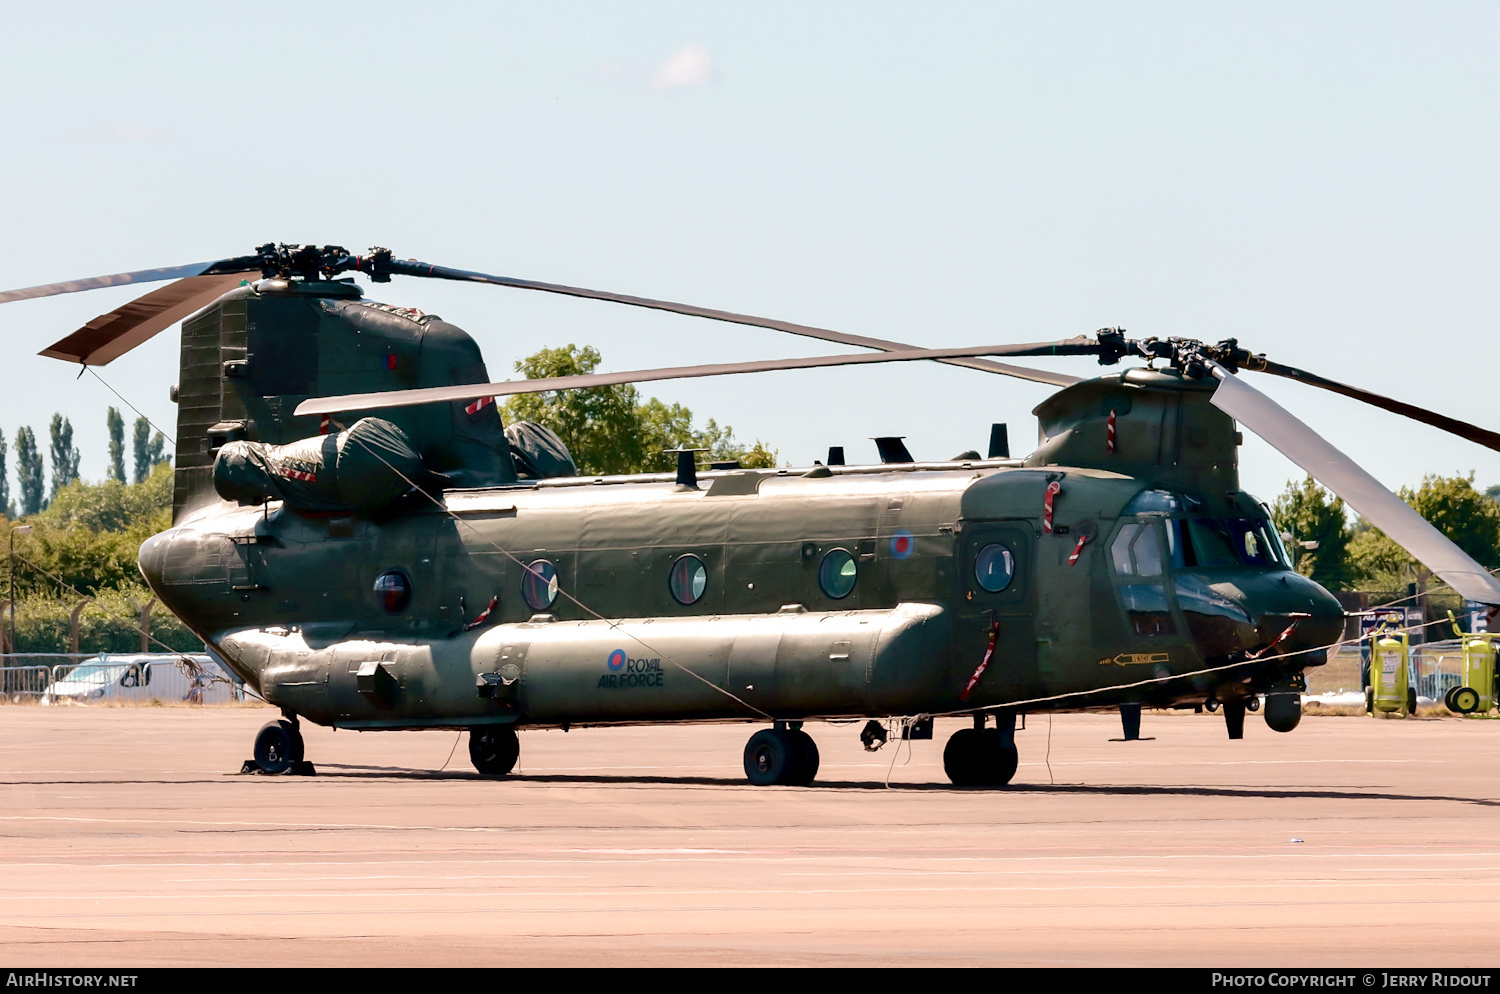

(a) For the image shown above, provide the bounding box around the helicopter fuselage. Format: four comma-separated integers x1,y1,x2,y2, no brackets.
138,459,1343,731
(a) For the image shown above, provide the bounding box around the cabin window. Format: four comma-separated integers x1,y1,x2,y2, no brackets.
819,549,858,599
373,570,411,614
974,544,1015,592
668,554,708,605
522,560,559,611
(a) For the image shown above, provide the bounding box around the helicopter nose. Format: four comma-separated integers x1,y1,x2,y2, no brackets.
1241,571,1345,663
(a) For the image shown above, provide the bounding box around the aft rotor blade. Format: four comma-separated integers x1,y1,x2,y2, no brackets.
295,338,1099,417
36,273,253,366
1250,358,1500,454
1208,365,1500,605
379,258,1082,388
0,257,260,305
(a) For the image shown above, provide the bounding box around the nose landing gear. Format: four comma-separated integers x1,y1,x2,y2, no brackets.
244,715,314,775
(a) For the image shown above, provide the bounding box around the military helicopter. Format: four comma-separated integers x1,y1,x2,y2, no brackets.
5,243,1499,787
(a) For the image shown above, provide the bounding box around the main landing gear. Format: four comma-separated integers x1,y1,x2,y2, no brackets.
743,722,820,786
943,712,1019,787
244,715,314,775
469,726,520,776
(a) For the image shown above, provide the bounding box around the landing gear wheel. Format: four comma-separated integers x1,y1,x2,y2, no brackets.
744,729,799,786
469,727,520,776
943,728,1018,787
1246,695,1261,713
253,720,303,775
788,729,820,786
1452,687,1481,715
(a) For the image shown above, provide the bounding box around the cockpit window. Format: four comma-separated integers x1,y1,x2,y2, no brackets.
1168,518,1287,569
1110,521,1165,576
1123,489,1181,514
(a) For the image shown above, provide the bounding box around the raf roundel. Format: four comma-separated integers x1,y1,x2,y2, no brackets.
607,649,627,672
890,530,915,560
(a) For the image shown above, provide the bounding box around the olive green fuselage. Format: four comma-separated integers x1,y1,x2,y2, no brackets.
138,458,1342,731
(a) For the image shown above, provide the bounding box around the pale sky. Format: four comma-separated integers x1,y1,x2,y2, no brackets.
2,2,1497,506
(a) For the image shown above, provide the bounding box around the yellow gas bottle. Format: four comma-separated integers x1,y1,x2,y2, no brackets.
1442,612,1496,716
1453,635,1496,715
1370,630,1410,716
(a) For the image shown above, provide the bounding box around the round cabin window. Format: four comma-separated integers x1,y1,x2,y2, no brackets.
522,560,559,611
819,549,858,599
974,544,1015,593
373,569,412,614
669,554,708,605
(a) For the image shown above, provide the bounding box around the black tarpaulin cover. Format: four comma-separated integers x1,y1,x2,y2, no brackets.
504,421,578,479
214,418,427,512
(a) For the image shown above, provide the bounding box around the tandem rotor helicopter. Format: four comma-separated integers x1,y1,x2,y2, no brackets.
5,242,1500,786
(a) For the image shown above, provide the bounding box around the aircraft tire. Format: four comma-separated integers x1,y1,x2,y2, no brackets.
253,720,301,775
973,729,1018,786
1444,686,1460,712
1452,687,1480,715
787,730,820,786
744,729,797,786
943,728,979,785
469,727,520,776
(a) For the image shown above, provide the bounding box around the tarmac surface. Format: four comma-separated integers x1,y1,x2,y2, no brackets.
0,705,1496,967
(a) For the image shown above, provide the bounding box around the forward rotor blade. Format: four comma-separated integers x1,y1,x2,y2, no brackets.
1208,365,1500,605
1250,358,1500,454
380,259,1082,388
0,257,259,304
37,272,252,366
295,338,1099,417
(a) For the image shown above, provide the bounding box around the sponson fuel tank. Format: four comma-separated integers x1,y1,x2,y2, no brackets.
219,603,949,729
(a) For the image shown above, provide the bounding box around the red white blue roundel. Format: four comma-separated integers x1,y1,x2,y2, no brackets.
890,530,915,559
608,649,627,671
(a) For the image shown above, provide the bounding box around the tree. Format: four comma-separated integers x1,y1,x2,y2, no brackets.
48,414,80,499
106,407,126,483
1270,476,1353,590
132,417,151,484
1348,472,1500,596
15,427,44,516
0,427,9,519
502,344,777,475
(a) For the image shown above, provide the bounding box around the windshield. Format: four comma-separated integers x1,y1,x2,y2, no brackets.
1167,518,1287,570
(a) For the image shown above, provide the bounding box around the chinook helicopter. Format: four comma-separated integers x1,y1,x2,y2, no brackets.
5,242,1500,787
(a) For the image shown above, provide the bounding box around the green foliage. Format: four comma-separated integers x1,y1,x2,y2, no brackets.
0,428,8,518
48,414,80,499
8,586,199,654
1347,473,1500,592
15,426,43,515
5,463,173,600
1270,476,1353,589
502,344,778,475
107,407,126,484
132,417,151,484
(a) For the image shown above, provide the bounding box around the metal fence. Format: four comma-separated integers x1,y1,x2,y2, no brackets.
1324,638,1479,702
0,653,252,705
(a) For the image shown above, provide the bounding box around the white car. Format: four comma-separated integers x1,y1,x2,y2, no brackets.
39,654,237,705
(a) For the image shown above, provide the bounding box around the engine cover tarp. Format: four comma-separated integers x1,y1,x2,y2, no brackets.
505,421,577,479
214,418,427,513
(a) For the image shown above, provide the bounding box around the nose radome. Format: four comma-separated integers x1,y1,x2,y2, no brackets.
1249,572,1345,655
